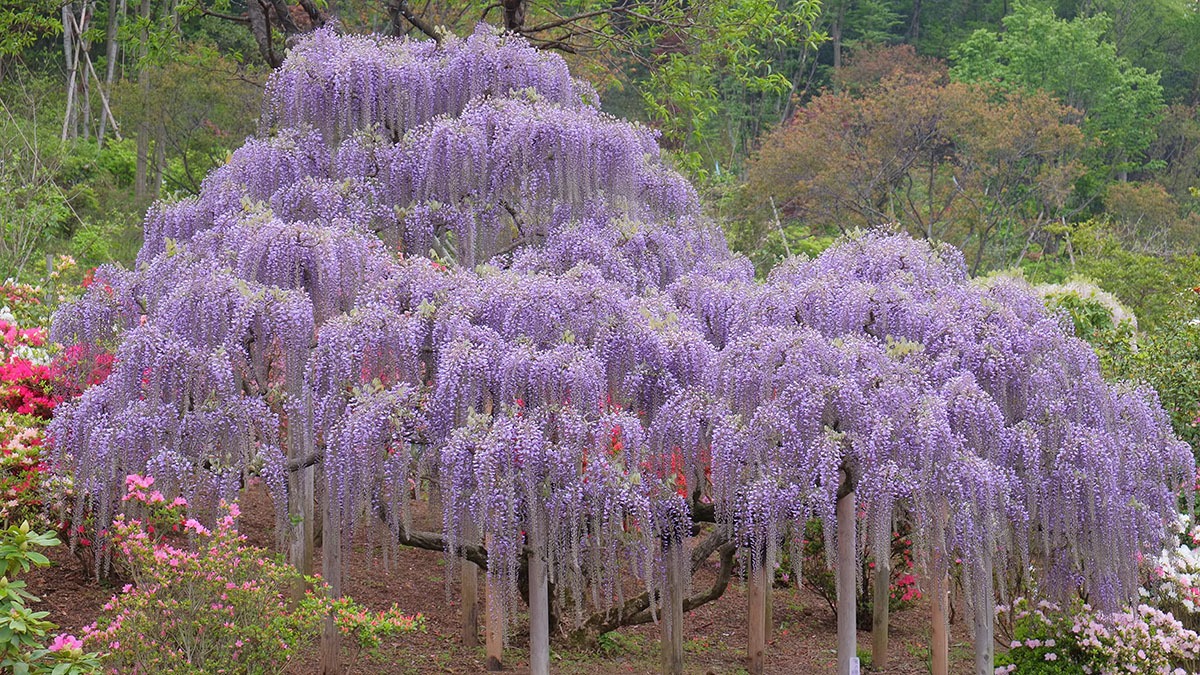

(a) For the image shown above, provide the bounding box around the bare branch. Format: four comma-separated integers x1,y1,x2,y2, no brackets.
196,6,250,23
571,529,736,637
387,0,442,42
518,8,619,34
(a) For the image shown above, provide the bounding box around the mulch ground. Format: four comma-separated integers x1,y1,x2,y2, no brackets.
30,482,978,674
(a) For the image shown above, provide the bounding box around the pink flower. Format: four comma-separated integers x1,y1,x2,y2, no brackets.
48,634,83,652
183,519,210,535
124,474,154,490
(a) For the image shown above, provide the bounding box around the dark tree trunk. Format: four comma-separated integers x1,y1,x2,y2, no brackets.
248,0,280,67
906,0,922,44
502,0,525,31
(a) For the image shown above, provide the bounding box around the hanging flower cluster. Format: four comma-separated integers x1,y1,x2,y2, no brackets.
48,25,1192,641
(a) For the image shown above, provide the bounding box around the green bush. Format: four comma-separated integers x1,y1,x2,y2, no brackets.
86,499,423,674
0,521,101,675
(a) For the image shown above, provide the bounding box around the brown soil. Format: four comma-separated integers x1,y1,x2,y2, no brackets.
29,482,978,674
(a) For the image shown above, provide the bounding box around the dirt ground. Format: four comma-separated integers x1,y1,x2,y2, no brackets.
30,482,979,674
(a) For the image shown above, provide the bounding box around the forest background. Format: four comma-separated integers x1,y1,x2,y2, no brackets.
3,0,1200,448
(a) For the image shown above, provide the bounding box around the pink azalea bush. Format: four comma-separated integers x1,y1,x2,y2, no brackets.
0,267,110,533
996,597,1200,674
85,489,423,673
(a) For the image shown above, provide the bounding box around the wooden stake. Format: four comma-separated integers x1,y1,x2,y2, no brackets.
836,487,857,675
747,557,767,675
661,538,685,675
871,556,890,671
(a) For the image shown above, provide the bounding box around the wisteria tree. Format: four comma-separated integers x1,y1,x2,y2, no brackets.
49,25,1192,675
667,232,1193,675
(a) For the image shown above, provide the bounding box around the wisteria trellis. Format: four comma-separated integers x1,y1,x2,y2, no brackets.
48,25,1192,674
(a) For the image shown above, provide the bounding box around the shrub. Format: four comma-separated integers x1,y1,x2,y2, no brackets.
798,519,920,624
85,497,422,674
0,520,101,675
996,597,1200,675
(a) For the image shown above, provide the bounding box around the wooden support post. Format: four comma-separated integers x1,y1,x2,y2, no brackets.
871,556,890,671
661,538,685,675
747,557,768,675
285,360,315,600
528,541,550,675
974,555,995,675
930,569,949,675
461,522,480,647
462,556,480,647
765,570,774,643
319,492,343,674
485,534,504,671
836,486,857,675
286,403,315,600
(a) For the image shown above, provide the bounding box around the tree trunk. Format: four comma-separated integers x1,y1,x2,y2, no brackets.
747,557,767,675
62,3,79,141
871,556,890,671
974,555,994,675
502,0,525,31
98,0,121,142
660,537,685,675
831,2,845,75
79,2,92,141
837,485,857,675
133,0,151,203
248,0,279,68
906,0,922,44
320,485,343,674
152,118,165,197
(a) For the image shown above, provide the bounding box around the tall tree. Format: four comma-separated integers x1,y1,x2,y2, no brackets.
951,2,1165,177
49,27,1192,675
745,47,1087,273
